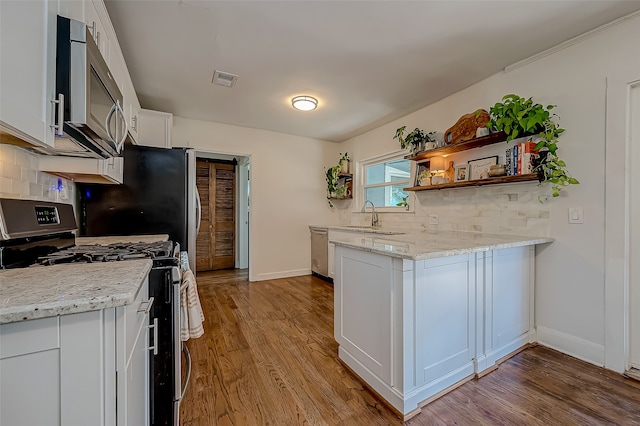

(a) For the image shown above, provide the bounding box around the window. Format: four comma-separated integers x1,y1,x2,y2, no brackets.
358,151,412,211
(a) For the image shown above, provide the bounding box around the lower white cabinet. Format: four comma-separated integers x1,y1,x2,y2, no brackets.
0,317,60,426
0,278,150,426
334,245,534,417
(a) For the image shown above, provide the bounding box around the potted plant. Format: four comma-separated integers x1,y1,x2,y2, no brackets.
338,152,350,174
487,94,579,199
393,126,437,155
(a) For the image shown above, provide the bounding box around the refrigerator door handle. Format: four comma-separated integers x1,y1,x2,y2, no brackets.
195,187,202,236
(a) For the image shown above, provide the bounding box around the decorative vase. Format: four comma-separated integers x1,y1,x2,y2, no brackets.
340,161,350,174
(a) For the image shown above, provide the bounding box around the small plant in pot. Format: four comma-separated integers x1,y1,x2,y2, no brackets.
338,152,350,174
393,126,437,156
487,94,579,199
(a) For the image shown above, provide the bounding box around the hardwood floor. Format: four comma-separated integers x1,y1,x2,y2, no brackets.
181,271,640,425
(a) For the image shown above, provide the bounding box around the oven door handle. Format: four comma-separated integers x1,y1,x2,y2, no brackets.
148,317,159,356
181,343,191,399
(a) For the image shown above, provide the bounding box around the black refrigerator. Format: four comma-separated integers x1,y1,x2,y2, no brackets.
77,144,199,269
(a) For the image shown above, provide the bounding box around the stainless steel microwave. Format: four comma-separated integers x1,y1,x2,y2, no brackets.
53,15,127,158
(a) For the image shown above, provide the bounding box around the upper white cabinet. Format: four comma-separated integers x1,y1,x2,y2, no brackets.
138,109,173,148
0,0,143,151
84,0,110,64
0,0,58,148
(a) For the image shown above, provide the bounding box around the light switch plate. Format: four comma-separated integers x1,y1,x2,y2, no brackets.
568,207,583,224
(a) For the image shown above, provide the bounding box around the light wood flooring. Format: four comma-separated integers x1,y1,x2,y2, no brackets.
180,270,640,425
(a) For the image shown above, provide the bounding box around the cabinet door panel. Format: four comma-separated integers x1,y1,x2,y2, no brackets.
415,255,474,386
1,349,60,426
0,0,56,147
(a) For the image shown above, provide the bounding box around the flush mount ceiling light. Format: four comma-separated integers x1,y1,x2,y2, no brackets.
291,96,318,111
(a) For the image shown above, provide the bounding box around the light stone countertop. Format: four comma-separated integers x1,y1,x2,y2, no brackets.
0,259,152,324
75,234,169,245
320,226,553,260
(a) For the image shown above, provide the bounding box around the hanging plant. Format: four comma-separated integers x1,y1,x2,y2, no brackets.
487,94,579,199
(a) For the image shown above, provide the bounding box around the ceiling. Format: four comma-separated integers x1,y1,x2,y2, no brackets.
104,0,640,143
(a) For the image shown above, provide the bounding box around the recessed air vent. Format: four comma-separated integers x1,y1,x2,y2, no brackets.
212,70,238,87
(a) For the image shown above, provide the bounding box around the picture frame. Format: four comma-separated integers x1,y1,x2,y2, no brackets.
413,159,430,187
467,155,498,180
454,164,469,182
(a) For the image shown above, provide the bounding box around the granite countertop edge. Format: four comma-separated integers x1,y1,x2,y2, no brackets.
0,260,153,325
328,229,554,261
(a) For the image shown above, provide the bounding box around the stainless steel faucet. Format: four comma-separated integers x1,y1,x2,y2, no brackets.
361,200,379,228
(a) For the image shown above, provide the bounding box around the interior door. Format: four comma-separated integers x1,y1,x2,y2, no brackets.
195,160,236,272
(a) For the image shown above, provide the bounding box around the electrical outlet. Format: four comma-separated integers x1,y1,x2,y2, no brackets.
428,214,439,225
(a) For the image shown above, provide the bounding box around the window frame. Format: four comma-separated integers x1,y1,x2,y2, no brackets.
354,150,415,213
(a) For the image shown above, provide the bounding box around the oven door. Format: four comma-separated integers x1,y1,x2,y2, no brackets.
149,263,182,426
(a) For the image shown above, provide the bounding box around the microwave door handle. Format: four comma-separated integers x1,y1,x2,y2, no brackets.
105,103,117,144
115,100,127,153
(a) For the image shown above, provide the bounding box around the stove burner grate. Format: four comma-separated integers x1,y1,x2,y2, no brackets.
36,241,174,266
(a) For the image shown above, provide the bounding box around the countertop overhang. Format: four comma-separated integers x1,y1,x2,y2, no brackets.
0,233,167,325
314,226,553,260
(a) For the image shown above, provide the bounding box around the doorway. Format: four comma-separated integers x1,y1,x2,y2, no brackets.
195,158,236,272
629,81,640,373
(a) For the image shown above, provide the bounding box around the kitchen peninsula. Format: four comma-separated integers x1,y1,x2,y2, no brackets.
328,228,552,419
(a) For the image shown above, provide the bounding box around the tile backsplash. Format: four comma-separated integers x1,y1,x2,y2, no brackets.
0,144,74,204
340,181,550,237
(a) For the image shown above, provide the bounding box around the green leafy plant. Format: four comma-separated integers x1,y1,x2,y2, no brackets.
487,94,579,199
393,126,436,153
339,152,350,164
326,152,351,206
396,194,409,210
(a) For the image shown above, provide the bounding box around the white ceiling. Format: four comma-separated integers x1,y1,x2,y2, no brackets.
104,0,640,142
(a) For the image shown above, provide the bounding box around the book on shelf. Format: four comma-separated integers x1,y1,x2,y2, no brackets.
506,141,538,175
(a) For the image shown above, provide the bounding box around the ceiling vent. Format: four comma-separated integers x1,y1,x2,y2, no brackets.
212,70,238,87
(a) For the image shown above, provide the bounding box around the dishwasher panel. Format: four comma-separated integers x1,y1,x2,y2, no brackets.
310,228,331,282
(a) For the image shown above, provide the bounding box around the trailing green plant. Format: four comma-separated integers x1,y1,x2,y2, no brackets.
487,94,579,199
393,126,436,153
325,152,351,206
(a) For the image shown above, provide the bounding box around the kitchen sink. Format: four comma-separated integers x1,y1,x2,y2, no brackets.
339,225,406,235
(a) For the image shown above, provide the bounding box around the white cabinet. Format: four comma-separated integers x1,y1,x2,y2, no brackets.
84,0,110,64
39,155,124,184
474,246,535,375
328,242,335,278
0,317,61,426
124,79,141,144
334,245,534,417
0,278,151,425
0,0,58,148
138,109,173,148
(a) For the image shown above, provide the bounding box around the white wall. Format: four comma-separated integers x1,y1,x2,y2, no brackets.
0,144,74,203
172,117,337,281
337,14,640,368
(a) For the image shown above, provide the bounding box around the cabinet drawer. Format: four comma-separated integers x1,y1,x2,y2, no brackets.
0,317,59,359
116,277,150,370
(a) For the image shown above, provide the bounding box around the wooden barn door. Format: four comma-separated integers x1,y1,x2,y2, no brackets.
196,160,236,272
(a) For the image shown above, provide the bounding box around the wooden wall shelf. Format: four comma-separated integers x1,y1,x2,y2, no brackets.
404,174,540,192
406,131,511,161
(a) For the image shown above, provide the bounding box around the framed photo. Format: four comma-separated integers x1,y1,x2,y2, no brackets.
468,155,498,180
413,159,430,186
454,164,468,182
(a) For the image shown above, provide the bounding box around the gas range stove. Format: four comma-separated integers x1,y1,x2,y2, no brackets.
0,198,178,269
37,241,175,266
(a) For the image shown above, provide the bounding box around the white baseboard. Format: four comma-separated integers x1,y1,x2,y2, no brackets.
536,325,605,366
251,269,311,282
